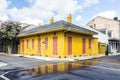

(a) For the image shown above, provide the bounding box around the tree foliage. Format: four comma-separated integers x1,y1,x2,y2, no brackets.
0,21,21,54
0,21,21,41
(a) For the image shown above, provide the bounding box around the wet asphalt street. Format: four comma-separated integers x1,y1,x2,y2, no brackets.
0,54,54,75
0,54,120,80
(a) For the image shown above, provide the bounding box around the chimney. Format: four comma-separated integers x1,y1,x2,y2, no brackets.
113,17,118,21
67,14,72,23
50,17,54,24
37,22,41,27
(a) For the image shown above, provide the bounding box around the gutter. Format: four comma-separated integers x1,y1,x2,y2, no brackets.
18,26,97,38
17,27,66,37
65,27,97,35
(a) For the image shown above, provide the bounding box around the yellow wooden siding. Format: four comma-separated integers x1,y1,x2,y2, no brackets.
64,32,98,58
92,38,98,56
19,31,98,58
19,31,64,57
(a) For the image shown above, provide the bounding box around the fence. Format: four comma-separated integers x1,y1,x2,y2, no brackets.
98,43,106,54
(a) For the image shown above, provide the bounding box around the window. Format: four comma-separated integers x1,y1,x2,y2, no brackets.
82,38,86,54
99,30,106,34
38,37,41,54
68,36,72,55
32,39,34,49
108,31,112,37
89,39,91,49
22,40,24,53
90,25,93,28
53,36,58,55
94,24,96,28
26,40,29,49
45,37,48,50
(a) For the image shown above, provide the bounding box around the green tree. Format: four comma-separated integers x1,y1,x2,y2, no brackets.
0,21,21,54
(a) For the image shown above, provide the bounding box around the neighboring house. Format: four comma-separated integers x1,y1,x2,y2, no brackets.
20,22,36,31
84,26,109,44
18,15,98,58
86,16,120,53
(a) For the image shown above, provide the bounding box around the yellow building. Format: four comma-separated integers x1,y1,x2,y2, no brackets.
18,16,98,58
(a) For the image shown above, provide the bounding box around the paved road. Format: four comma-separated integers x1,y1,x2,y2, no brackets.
0,54,54,75
0,54,120,80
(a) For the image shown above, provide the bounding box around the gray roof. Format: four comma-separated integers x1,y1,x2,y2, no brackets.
18,20,97,37
21,24,36,32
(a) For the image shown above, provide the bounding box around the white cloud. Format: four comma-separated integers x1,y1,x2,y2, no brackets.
8,0,82,25
75,15,82,22
0,0,10,21
0,0,101,25
82,0,100,8
0,15,9,21
0,0,10,10
97,11,117,19
20,17,44,25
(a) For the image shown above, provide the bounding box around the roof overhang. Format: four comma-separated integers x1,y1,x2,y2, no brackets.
17,27,65,37
69,27,97,35
18,28,97,38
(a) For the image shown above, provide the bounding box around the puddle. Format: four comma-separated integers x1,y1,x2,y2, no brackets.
3,58,100,80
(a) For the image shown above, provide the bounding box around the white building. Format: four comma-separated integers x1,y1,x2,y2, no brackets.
84,26,109,44
86,16,120,53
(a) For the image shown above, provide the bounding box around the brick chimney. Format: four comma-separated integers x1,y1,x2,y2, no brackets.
50,17,54,24
67,14,72,23
37,22,41,27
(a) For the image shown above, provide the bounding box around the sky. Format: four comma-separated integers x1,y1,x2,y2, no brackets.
0,0,120,26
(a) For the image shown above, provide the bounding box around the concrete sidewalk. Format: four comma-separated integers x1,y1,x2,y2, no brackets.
4,53,120,62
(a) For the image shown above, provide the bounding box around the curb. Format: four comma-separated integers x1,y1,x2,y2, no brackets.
1,53,120,62
21,53,120,62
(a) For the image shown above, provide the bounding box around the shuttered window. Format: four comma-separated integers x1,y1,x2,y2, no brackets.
38,37,41,54
32,39,34,49
45,37,48,50
26,40,29,49
89,39,91,49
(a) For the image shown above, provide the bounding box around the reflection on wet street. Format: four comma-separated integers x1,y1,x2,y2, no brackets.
4,58,100,80
27,59,100,75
